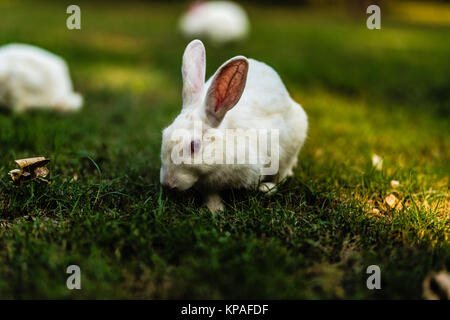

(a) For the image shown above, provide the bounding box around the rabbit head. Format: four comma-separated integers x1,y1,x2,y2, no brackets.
160,39,248,191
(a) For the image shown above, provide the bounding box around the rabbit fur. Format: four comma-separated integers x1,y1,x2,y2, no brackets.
160,40,307,212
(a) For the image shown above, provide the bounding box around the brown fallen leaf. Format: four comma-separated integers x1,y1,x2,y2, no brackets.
8,157,50,186
15,157,49,169
371,208,380,214
385,194,397,208
423,271,450,300
385,194,403,210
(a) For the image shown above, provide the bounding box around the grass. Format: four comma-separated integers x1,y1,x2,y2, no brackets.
0,1,448,299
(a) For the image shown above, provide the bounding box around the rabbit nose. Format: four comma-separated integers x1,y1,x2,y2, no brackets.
163,183,175,190
161,176,176,189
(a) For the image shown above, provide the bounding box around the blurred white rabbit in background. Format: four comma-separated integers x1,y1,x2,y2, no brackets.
0,43,83,113
179,1,249,44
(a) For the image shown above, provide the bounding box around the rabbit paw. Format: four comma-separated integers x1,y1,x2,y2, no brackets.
259,182,277,195
205,193,225,213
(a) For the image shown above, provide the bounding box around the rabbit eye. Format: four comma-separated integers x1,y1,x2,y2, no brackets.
190,140,201,154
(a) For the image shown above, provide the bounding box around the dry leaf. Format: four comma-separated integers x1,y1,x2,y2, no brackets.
385,194,397,208
385,194,401,209
372,154,383,171
8,157,50,186
15,157,49,169
423,271,450,300
371,208,380,214
8,169,22,179
390,180,399,188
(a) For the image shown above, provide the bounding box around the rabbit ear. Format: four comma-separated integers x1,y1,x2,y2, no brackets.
205,57,249,127
182,39,206,106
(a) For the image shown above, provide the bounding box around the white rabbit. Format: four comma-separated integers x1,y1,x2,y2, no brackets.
0,43,82,113
160,40,308,212
179,1,249,44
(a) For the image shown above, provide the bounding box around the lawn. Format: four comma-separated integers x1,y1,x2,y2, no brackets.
0,0,448,299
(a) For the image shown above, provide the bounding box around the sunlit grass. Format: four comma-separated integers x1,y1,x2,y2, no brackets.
389,1,450,26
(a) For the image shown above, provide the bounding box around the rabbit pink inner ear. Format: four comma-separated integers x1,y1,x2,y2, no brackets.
206,58,248,126
182,40,206,105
